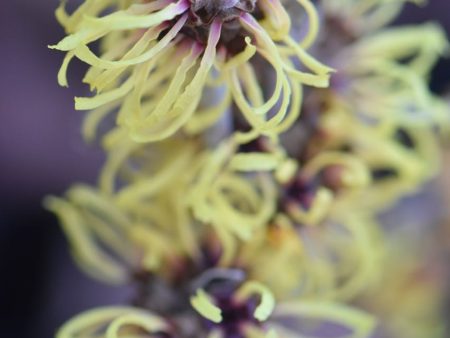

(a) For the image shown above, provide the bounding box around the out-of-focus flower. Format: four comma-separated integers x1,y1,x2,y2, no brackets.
55,278,374,338
309,20,448,210
189,279,375,338
279,0,450,216
45,135,277,281
45,133,377,337
47,186,376,338
322,0,425,36
333,23,448,122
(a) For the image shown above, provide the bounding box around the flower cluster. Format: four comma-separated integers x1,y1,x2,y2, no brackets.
47,0,449,338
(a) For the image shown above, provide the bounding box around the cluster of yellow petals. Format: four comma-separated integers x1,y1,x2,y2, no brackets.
47,0,449,337
51,0,333,144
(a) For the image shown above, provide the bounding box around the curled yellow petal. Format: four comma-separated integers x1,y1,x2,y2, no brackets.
56,306,168,338
190,289,223,324
236,281,276,321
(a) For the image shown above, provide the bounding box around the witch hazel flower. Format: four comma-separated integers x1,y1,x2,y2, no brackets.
282,0,450,215
46,161,376,338
55,273,374,338
50,0,333,143
48,199,375,338
45,142,379,337
189,278,374,338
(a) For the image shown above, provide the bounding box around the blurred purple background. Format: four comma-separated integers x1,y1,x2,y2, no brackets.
0,1,449,338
